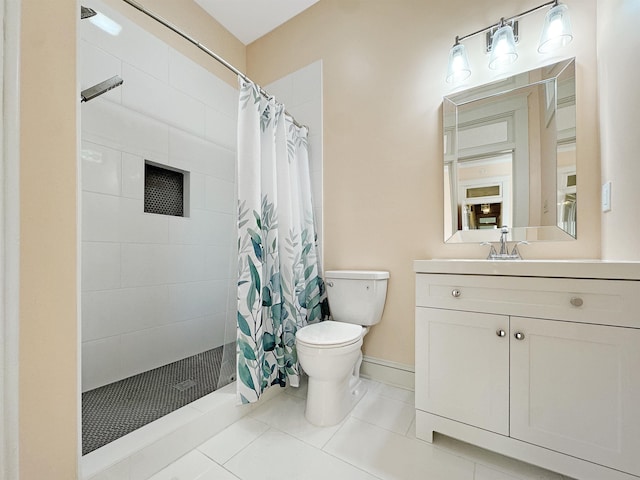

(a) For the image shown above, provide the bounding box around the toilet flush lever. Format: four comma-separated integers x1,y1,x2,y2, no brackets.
326,281,334,288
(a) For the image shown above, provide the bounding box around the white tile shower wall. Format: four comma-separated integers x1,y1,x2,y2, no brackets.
80,0,238,391
265,61,324,264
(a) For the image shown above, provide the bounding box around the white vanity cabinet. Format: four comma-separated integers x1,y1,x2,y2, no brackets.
509,316,640,473
415,308,509,436
414,262,640,480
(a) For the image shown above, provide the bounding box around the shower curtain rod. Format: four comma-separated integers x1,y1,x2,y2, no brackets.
120,0,307,130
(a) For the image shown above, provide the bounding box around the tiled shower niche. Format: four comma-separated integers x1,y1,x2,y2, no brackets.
144,162,188,217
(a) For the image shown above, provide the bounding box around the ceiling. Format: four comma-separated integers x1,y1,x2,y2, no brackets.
194,0,321,45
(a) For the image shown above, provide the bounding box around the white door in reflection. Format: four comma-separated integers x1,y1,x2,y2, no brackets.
456,152,513,231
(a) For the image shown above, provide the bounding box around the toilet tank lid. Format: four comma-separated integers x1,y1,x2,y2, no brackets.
324,270,389,280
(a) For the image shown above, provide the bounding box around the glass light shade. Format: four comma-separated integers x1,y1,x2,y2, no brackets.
488,25,518,70
538,4,573,53
446,43,471,84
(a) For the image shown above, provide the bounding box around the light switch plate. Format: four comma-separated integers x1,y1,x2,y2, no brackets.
602,181,611,212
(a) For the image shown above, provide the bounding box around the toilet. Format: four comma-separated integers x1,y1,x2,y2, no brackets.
295,270,389,426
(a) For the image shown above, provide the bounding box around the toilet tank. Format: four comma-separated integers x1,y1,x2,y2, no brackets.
324,270,389,326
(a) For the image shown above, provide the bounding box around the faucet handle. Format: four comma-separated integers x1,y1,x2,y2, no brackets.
481,241,498,259
510,240,529,259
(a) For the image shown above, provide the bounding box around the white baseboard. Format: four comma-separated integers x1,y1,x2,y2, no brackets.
360,356,415,391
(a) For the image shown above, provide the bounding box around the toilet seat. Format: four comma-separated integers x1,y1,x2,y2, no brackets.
296,322,363,349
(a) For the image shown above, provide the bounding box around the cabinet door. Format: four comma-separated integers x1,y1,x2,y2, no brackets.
510,316,640,476
416,307,509,435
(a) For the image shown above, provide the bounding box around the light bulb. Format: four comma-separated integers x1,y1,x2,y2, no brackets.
548,18,563,37
494,38,508,56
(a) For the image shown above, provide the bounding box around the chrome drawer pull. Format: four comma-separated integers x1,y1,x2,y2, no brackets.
496,329,506,337
451,289,461,298
570,297,583,307
514,332,525,341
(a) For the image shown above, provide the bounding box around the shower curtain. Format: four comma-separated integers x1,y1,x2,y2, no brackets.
236,78,328,404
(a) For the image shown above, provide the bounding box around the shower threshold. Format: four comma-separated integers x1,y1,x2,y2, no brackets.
82,346,226,455
80,377,285,480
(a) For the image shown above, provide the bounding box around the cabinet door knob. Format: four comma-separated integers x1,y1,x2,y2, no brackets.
451,289,461,298
496,329,506,337
514,332,525,341
570,297,583,307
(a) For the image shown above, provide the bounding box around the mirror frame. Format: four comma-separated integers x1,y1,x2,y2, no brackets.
443,58,576,244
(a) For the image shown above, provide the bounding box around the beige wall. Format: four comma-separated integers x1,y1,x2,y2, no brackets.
17,1,243,477
19,1,79,477
247,0,600,365
597,0,640,260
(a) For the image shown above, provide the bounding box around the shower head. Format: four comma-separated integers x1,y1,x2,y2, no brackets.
81,75,124,103
81,6,97,19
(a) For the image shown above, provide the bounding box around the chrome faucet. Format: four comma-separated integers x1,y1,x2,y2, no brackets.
499,225,509,256
482,226,528,260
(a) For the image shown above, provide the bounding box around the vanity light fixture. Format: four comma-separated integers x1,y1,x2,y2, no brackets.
445,0,573,84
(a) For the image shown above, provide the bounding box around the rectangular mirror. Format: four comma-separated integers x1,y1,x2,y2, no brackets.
444,58,576,243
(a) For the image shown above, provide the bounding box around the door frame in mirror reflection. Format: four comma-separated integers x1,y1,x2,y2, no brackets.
443,58,576,244
457,154,512,231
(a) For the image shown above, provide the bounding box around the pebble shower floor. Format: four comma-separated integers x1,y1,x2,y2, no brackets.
82,346,225,454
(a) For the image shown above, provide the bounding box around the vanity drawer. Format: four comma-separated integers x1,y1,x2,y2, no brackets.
416,274,640,329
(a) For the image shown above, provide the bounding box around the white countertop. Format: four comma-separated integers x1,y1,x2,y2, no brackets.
413,259,640,280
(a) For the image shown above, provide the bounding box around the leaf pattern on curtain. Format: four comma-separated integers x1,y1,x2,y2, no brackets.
236,78,329,404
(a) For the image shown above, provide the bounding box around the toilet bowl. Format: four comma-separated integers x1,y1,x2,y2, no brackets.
295,270,389,426
296,322,365,426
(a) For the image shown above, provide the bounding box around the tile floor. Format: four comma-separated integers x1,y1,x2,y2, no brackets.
148,378,572,480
